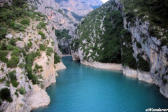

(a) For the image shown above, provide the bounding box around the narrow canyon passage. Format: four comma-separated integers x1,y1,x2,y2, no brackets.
34,56,168,112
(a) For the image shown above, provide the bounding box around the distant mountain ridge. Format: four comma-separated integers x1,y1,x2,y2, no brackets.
55,0,102,16
32,0,102,54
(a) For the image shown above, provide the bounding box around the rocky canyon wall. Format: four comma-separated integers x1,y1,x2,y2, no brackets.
72,0,168,98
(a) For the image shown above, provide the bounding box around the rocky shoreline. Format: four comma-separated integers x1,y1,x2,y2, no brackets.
28,61,66,111
81,61,122,71
3,61,66,112
123,67,153,84
55,62,67,72
80,60,153,84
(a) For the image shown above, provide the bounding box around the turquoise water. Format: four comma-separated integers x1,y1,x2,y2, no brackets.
34,56,168,112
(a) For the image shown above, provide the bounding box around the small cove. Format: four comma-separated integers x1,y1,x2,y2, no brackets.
33,56,168,112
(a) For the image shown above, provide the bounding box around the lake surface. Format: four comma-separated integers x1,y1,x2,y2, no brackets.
33,56,168,112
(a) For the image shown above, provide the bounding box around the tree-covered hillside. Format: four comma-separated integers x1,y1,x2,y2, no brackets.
73,1,123,63
73,0,168,73
73,0,168,98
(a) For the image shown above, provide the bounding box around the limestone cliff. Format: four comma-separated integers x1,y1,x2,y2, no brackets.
0,0,65,111
120,0,168,97
72,0,168,98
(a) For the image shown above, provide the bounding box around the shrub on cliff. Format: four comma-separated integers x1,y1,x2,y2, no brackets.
7,48,20,68
137,54,150,72
7,55,19,68
12,0,27,7
10,22,25,31
18,87,26,95
29,73,39,84
25,52,41,84
38,31,46,39
46,47,53,56
54,52,60,64
0,88,13,103
71,39,80,52
136,41,142,48
27,41,33,49
33,64,43,73
0,8,13,22
7,70,19,87
9,38,16,46
0,26,7,39
55,29,71,39
122,47,137,69
40,44,46,51
121,29,137,69
20,18,30,26
0,50,8,63
37,22,46,29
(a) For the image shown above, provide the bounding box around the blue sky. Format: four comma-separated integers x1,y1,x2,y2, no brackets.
101,0,109,3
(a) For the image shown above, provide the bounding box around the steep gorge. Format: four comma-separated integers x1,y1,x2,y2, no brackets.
72,0,168,98
31,0,102,54
0,0,103,111
0,0,168,111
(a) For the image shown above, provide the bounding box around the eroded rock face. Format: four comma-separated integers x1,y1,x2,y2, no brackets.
27,85,50,110
122,14,168,97
55,62,66,72
3,95,31,112
0,8,65,112
33,52,56,89
123,18,168,83
123,67,153,84
72,52,80,61
73,0,168,98
160,84,168,98
123,67,138,79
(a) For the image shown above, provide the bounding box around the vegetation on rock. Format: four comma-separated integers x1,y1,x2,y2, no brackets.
54,52,60,64
74,0,155,73
46,47,53,56
7,70,19,87
0,88,13,103
137,54,150,72
18,87,26,95
75,1,122,63
25,52,41,84
37,22,46,29
0,0,61,109
55,29,71,39
121,30,137,69
38,31,46,39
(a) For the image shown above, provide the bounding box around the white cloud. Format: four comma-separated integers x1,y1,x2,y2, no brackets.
101,0,109,3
